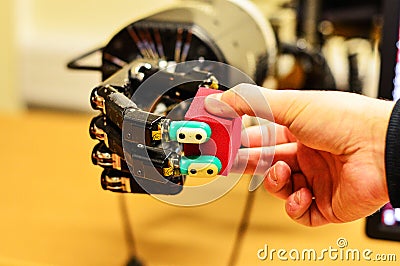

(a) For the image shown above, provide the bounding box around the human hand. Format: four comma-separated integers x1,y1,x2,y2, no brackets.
204,84,395,226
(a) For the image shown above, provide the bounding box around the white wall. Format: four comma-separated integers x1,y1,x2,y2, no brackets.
0,0,24,113
16,0,175,111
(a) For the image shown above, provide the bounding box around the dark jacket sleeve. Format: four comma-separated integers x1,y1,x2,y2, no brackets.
385,99,400,207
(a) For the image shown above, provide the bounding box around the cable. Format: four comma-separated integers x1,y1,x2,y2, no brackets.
66,47,103,71
227,189,257,266
119,184,256,266
119,194,144,266
118,182,257,266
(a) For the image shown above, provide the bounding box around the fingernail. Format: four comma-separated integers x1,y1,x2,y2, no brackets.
204,93,238,118
294,191,301,205
269,166,278,182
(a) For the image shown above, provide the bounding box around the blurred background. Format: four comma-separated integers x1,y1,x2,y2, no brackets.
1,0,399,265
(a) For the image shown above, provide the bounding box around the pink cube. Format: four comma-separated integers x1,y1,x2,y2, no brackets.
184,87,242,176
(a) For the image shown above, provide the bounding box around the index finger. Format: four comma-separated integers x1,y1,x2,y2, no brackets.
231,142,300,175
242,124,296,148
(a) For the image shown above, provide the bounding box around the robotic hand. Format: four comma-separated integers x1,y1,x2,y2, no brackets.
68,0,279,195
89,59,238,195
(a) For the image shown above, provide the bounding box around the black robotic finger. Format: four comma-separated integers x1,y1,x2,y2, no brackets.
101,168,183,195
91,139,184,188
101,168,145,193
89,115,106,141
90,85,137,128
90,115,124,158
91,142,129,171
122,109,164,147
90,85,165,148
124,145,182,183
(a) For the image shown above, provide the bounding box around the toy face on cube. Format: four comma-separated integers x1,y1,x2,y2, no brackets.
180,155,222,178
169,121,212,144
